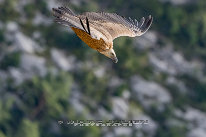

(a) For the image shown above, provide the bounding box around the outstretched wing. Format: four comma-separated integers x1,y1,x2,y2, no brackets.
83,12,153,41
52,7,153,43
52,7,109,41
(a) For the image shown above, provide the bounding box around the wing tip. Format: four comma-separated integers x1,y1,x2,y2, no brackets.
52,8,63,18
134,15,153,36
142,15,153,32
52,6,76,18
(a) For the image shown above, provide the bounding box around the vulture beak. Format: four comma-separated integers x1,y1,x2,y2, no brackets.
112,57,118,63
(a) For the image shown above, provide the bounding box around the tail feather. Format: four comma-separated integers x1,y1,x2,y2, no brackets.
52,7,83,30
58,7,75,16
52,8,62,18
52,7,75,17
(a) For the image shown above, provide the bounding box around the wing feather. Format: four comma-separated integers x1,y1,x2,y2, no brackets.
52,7,83,30
83,12,153,41
52,7,104,40
52,7,153,43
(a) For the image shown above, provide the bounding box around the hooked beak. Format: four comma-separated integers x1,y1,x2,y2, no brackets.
112,57,118,63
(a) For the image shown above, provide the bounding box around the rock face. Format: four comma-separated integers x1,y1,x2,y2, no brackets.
174,107,206,137
14,32,43,53
51,48,72,71
131,76,172,111
9,68,24,85
159,0,199,5
184,108,206,137
108,76,123,89
20,53,47,77
112,97,129,119
134,31,158,50
149,46,201,76
6,22,18,32
5,22,43,54
114,127,132,137
135,115,158,137
1,0,206,137
33,12,52,25
166,76,187,93
130,107,158,137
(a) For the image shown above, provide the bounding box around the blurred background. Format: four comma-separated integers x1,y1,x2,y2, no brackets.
0,0,206,137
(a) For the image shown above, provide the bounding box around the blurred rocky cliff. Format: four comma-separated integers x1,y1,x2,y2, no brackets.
0,0,206,137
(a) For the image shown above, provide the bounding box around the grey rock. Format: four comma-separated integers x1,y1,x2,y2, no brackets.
122,90,131,100
136,115,157,137
159,0,199,5
175,107,206,137
103,132,114,137
6,22,18,33
70,97,85,114
14,32,43,53
187,128,206,137
134,31,158,50
166,76,187,93
108,76,123,89
130,108,158,137
20,53,47,77
46,0,61,10
149,46,198,75
97,107,114,119
32,31,41,40
114,127,132,137
174,109,184,118
69,83,88,116
9,68,24,85
33,12,52,25
166,118,185,128
131,76,172,111
94,67,106,78
184,107,206,128
112,97,129,119
51,49,72,71
0,0,4,4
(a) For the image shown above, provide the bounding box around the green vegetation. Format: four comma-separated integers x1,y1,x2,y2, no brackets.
0,0,19,22
0,52,21,70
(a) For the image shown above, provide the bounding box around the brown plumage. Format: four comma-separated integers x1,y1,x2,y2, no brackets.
52,7,153,63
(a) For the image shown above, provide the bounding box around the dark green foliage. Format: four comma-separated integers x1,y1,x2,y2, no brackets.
0,52,20,70
75,69,109,103
16,72,72,119
40,24,83,51
23,4,37,19
113,83,128,97
0,0,19,22
180,75,206,111
0,29,4,43
0,72,73,137
113,37,153,79
155,125,187,137
35,0,49,15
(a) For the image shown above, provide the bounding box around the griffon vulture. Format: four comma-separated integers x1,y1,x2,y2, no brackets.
52,7,153,63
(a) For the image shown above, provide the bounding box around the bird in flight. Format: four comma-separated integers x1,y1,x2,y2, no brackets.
52,7,153,63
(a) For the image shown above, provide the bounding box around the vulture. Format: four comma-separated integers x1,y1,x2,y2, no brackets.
52,7,153,63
